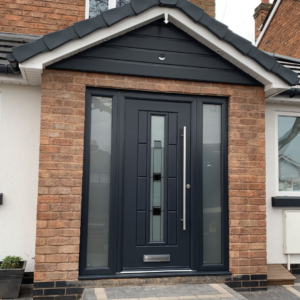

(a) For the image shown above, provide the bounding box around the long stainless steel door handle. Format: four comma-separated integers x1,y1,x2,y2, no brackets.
183,126,186,231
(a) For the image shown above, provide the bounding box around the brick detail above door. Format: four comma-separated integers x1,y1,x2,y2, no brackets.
36,69,266,282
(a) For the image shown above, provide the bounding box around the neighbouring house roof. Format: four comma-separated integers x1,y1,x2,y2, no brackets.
0,0,298,95
267,53,300,97
0,33,39,75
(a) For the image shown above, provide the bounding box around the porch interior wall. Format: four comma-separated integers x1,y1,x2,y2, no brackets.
35,69,266,286
0,83,41,272
265,103,300,264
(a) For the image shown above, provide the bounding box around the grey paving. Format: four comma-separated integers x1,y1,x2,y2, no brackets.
239,285,299,299
104,284,221,299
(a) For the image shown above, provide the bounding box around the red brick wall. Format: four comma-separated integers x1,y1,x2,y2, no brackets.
35,69,266,282
0,0,85,36
258,0,300,58
190,0,215,18
0,1,215,36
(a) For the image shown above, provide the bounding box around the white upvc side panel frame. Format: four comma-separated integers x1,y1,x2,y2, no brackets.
19,7,291,94
275,110,300,197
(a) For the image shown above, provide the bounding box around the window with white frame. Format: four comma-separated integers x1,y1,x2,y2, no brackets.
278,115,300,192
87,0,131,18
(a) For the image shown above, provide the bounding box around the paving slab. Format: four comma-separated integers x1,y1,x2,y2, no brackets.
82,284,246,300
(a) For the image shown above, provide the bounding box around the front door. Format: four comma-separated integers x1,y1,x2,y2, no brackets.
122,99,192,271
80,89,229,277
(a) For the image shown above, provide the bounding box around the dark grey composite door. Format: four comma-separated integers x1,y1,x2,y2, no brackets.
122,99,192,271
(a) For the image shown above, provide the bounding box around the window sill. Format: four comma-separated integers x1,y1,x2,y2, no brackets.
272,196,300,207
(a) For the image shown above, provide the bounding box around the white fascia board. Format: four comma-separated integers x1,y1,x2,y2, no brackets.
0,74,29,85
19,7,290,95
256,0,281,47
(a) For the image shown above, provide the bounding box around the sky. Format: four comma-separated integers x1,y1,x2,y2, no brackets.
216,0,274,44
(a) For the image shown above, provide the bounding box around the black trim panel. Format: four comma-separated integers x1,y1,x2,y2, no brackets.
48,21,261,86
272,197,300,207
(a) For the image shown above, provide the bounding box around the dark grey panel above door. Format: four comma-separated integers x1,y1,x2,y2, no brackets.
48,19,262,86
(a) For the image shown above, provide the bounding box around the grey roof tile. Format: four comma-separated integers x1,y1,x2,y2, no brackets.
36,38,48,52
200,17,228,39
103,5,132,26
176,0,204,22
159,0,178,7
252,50,276,70
130,0,158,14
44,28,72,50
226,33,252,55
74,14,107,38
12,41,42,63
66,26,79,40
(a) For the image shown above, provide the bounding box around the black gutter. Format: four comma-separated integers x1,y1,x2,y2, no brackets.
0,64,20,75
280,88,300,98
0,53,21,75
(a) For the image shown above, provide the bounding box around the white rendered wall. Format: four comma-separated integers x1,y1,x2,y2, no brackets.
0,84,41,272
266,103,300,264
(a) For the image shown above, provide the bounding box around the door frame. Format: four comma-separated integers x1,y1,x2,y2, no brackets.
79,88,229,279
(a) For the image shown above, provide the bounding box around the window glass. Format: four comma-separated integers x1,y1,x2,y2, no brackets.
278,116,300,192
86,97,112,267
89,0,131,18
203,104,222,264
89,0,108,18
150,116,165,242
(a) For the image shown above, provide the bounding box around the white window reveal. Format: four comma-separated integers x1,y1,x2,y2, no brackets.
278,114,300,193
87,0,131,19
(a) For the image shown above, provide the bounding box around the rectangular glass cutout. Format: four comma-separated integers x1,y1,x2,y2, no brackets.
86,97,112,267
278,116,300,192
150,116,165,242
203,104,222,264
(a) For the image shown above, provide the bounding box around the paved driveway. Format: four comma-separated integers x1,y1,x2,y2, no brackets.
83,284,246,300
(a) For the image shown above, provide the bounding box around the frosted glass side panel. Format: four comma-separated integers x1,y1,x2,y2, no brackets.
150,116,165,242
203,105,222,264
86,97,112,267
278,116,300,192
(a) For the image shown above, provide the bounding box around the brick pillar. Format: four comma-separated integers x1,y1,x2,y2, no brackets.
189,0,215,18
254,2,272,41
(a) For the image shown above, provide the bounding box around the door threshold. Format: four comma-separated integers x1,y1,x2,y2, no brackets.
121,269,194,274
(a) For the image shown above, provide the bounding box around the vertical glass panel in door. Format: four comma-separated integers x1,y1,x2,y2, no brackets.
150,116,165,242
86,97,112,267
278,116,300,191
203,105,222,264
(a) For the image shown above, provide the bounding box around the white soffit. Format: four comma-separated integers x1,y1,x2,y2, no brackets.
19,7,291,96
0,74,29,85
